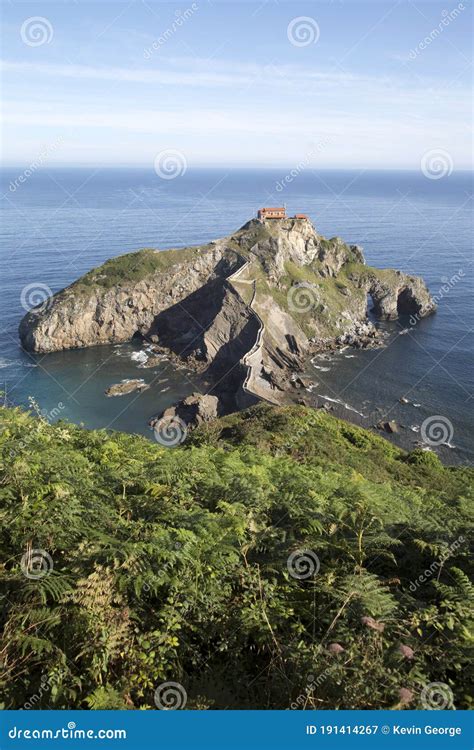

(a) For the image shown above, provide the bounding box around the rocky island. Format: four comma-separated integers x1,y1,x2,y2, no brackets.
19,211,436,423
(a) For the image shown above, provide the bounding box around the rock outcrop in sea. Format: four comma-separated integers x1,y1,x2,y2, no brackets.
19,215,436,415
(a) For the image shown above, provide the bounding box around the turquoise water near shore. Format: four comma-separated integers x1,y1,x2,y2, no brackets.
0,168,472,460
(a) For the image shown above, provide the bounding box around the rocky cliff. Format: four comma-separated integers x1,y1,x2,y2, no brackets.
19,217,436,409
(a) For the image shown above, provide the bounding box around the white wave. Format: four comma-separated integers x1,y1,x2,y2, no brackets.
409,425,420,433
344,355,356,358
131,351,149,364
0,358,37,369
313,365,331,372
317,394,366,418
343,404,367,418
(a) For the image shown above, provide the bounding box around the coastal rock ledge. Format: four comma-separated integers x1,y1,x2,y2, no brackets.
19,216,436,410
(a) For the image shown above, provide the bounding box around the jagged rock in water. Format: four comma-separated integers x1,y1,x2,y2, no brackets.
105,379,149,397
151,392,219,431
378,420,399,434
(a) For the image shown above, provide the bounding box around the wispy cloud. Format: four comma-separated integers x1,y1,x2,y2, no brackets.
1,58,387,89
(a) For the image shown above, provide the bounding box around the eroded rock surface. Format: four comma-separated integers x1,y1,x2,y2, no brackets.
19,216,436,414
105,379,149,397
151,392,219,431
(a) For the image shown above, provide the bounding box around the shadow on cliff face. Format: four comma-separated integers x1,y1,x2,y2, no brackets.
204,314,260,406
143,279,226,358
139,277,261,411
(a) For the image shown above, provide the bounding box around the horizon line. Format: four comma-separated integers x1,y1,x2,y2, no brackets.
1,164,473,173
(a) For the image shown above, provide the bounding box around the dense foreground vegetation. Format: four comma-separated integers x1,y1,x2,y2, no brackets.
0,403,472,710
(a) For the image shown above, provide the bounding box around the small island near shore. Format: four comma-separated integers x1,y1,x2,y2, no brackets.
19,209,436,431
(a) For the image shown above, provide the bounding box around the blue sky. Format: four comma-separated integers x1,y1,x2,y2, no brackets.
1,0,472,168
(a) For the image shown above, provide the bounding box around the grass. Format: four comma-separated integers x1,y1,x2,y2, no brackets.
191,403,472,492
66,244,213,296
251,259,366,339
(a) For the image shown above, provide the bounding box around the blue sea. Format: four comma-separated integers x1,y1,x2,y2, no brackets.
0,168,472,463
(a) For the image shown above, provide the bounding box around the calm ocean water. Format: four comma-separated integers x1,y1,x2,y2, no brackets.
0,168,472,462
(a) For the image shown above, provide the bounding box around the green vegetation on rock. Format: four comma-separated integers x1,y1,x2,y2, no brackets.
1,403,472,710
68,245,209,295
